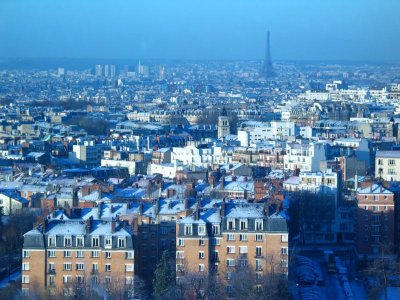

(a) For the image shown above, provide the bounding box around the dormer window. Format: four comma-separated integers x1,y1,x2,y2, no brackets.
105,236,112,248
239,219,248,230
48,236,56,247
76,236,84,247
118,237,126,248
212,225,220,235
64,236,72,247
227,218,235,230
184,225,193,236
92,237,99,247
198,225,206,236
255,219,263,231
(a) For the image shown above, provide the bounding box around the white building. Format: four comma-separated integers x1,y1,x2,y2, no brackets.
375,151,400,181
284,142,326,172
238,121,295,146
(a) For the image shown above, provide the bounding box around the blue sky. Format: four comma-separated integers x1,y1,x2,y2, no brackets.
0,0,399,61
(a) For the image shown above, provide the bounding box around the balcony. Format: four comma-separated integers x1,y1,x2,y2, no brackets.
48,269,56,275
91,270,99,275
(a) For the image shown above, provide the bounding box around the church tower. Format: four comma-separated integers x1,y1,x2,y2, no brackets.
218,108,230,139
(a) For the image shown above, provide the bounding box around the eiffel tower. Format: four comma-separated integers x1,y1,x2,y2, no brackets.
261,30,275,78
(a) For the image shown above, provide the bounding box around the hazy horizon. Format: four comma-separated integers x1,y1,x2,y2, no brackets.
1,0,400,62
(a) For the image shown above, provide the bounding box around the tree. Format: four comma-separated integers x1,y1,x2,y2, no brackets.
364,244,399,300
153,250,175,299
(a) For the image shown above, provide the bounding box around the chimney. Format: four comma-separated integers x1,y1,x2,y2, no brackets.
184,198,189,210
220,199,226,217
221,176,225,187
139,201,144,215
86,216,93,234
111,218,116,233
168,201,172,209
131,217,139,234
64,202,71,218
194,209,200,221
111,205,114,213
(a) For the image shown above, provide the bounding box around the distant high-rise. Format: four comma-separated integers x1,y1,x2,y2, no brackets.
104,65,109,78
95,64,102,77
261,30,275,79
110,65,116,78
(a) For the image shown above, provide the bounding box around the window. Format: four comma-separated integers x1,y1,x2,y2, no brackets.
47,249,56,257
92,237,99,247
212,251,219,261
22,263,29,271
104,276,112,284
92,263,98,273
211,238,220,246
64,236,72,247
125,264,134,272
212,225,220,235
125,251,134,259
198,225,206,235
281,234,288,242
177,239,185,247
63,276,72,284
105,264,111,272
176,251,185,259
49,275,55,286
91,250,99,258
373,206,379,212
239,246,248,254
76,250,84,258
256,259,262,271
199,251,205,259
23,250,30,258
227,234,235,241
22,275,30,284
48,236,56,247
118,237,126,248
199,239,205,246
199,264,205,272
176,264,185,272
227,218,235,230
255,234,263,241
239,234,247,241
256,246,262,257
240,219,248,230
160,227,167,235
63,263,72,271
378,159,383,165
184,225,193,236
48,263,55,272
76,275,85,284
281,259,288,268
125,277,134,285
281,247,288,255
389,159,396,166
76,263,84,271
226,259,235,267
227,246,235,254
105,236,112,248
105,251,111,259
64,250,71,258
255,219,263,230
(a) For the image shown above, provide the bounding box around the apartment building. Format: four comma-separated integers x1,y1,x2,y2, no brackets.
356,184,395,258
176,202,289,290
22,217,134,298
375,150,400,181
284,142,326,172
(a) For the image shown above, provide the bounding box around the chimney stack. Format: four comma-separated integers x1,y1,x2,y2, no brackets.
111,218,116,233
220,199,226,217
